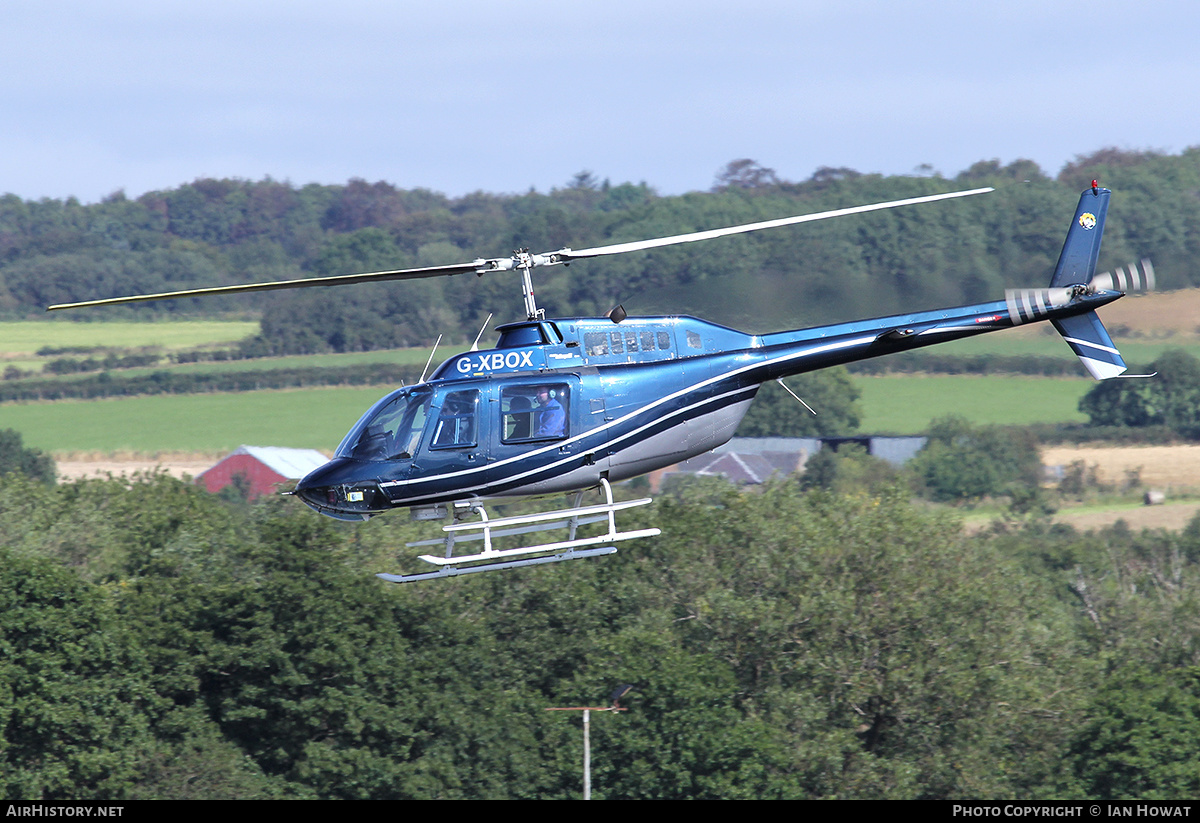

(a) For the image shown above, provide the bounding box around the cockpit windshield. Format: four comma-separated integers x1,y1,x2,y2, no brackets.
335,388,431,461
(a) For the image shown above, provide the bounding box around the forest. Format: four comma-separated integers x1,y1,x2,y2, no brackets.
2,148,1199,355
2,464,1199,800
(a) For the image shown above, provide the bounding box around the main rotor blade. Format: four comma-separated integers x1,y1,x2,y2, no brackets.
552,186,994,262
46,185,993,312
46,260,486,311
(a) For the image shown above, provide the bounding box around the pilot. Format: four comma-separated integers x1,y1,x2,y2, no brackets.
508,395,532,439
534,386,565,437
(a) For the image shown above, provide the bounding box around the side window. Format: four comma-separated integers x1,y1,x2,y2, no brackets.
430,390,478,449
686,330,703,350
585,332,609,356
657,331,671,350
502,384,569,442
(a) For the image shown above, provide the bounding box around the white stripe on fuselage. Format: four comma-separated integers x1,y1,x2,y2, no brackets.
380,333,877,502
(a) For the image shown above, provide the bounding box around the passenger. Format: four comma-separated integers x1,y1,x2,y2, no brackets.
534,386,565,437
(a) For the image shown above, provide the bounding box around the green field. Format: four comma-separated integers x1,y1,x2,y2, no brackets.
105,347,437,380
0,318,1138,453
0,319,451,381
933,327,1200,367
2,373,1093,455
4,387,392,454
0,319,261,376
0,319,259,353
853,374,1091,434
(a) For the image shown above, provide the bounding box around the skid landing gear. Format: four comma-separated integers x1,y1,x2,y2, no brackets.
377,478,659,584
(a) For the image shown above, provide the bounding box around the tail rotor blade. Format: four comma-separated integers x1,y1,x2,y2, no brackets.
1142,258,1156,291
1005,287,1074,325
1090,259,1155,294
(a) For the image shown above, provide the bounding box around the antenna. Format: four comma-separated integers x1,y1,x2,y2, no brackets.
418,334,442,384
776,378,816,415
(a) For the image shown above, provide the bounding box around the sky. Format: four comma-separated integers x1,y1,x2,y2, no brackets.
2,1,1197,203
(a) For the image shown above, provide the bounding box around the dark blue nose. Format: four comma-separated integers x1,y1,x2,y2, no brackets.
293,458,388,521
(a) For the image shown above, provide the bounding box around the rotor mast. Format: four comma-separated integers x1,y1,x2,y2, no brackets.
514,249,544,320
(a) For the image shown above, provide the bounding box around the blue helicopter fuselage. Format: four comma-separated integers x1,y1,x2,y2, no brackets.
293,288,1120,521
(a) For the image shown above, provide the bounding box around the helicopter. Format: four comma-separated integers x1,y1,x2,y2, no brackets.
48,182,1150,582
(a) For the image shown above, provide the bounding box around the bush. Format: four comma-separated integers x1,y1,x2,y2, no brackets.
907,416,1040,502
1079,350,1200,434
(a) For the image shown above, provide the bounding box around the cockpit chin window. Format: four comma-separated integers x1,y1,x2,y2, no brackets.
336,388,431,461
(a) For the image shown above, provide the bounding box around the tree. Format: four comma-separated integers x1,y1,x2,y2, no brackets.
1065,666,1200,799
798,442,901,495
907,416,1041,502
320,178,406,232
1079,350,1200,434
712,159,782,191
0,548,151,798
736,368,861,437
0,428,54,483
631,482,1079,798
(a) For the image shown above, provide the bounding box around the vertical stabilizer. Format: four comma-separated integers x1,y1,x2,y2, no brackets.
1048,185,1126,379
1050,185,1110,287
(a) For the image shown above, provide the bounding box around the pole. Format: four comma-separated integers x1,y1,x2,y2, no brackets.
545,703,626,800
583,709,591,800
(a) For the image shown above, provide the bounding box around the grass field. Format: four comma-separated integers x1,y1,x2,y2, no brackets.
3,373,1093,455
5,387,392,454
0,319,258,353
92,348,435,383
937,325,1200,366
853,374,1091,434
0,319,261,375
2,291,1193,453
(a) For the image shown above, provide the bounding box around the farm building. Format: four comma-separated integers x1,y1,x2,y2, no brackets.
649,436,928,490
196,445,329,500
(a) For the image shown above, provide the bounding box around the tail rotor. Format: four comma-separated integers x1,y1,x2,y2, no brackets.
1006,258,1154,326
1048,256,1157,381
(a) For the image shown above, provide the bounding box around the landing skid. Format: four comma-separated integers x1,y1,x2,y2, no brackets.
376,478,660,584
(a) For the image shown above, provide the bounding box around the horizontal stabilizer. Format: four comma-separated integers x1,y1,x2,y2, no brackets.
1052,311,1127,380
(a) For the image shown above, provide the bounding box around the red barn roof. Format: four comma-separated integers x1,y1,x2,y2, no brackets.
196,445,329,500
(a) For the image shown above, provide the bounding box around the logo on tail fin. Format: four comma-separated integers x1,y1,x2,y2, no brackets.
1079,212,1097,230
